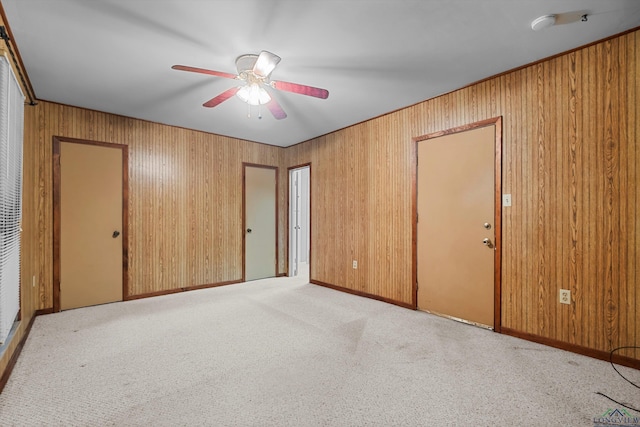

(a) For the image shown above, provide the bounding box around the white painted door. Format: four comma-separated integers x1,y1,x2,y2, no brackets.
289,170,301,276
244,166,276,281
289,166,310,277
298,167,310,265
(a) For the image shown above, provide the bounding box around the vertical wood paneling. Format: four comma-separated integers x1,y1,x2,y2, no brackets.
285,29,640,360
628,31,638,359
569,50,581,345
20,102,285,308
617,35,629,357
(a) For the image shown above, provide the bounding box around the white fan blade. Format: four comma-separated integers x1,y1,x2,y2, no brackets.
253,51,281,78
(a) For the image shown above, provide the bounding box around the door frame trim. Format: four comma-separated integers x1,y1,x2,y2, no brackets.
286,163,312,278
52,136,129,312
242,163,278,282
412,117,503,331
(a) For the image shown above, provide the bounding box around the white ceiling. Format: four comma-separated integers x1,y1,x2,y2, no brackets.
2,1,639,147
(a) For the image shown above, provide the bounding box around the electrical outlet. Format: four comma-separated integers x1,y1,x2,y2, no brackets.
352,260,358,269
559,289,571,305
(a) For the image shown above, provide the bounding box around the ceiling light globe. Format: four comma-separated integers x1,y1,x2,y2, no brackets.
237,84,272,106
531,14,556,31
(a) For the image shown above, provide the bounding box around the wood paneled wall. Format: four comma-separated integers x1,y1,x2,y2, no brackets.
3,25,639,384
286,30,640,360
21,102,286,308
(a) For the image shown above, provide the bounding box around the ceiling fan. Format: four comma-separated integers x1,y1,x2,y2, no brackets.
172,51,329,120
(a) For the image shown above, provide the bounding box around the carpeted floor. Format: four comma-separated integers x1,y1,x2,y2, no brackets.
0,272,638,426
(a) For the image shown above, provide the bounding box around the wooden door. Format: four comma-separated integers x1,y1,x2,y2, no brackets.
244,165,277,281
417,125,496,328
58,140,126,311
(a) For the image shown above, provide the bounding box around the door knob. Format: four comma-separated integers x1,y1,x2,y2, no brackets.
112,231,120,238
482,238,493,248
246,228,252,233
483,222,492,230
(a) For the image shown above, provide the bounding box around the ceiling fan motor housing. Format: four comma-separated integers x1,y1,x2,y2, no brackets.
236,54,259,75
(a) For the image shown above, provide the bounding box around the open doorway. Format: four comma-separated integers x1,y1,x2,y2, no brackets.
288,165,310,279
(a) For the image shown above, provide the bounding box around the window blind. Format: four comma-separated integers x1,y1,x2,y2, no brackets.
0,55,24,345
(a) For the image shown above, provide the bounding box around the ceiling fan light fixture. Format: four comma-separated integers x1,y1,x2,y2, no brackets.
237,83,271,106
531,14,556,31
173,50,327,120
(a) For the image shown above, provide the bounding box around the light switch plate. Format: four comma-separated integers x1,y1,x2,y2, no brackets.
503,194,512,207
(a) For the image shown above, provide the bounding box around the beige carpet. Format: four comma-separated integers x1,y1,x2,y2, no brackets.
0,272,638,426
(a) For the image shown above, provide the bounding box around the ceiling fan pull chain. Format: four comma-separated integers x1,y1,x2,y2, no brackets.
247,103,251,118
258,103,262,120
